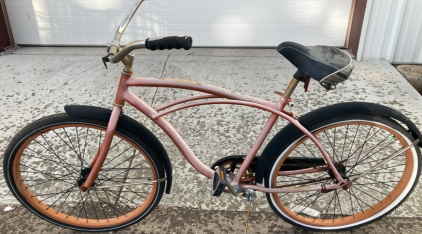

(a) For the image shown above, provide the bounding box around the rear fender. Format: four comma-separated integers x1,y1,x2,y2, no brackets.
255,102,422,184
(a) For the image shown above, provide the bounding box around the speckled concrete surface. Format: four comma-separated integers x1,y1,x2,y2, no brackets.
1,205,422,234
1,47,422,227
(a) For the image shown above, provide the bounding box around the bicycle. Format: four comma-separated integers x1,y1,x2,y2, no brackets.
3,0,422,232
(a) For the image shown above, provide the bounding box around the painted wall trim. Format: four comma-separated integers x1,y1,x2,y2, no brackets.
357,0,373,61
344,0,356,48
419,47,422,63
0,0,14,45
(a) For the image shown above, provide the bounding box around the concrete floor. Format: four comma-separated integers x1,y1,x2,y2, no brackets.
1,47,422,232
2,205,422,234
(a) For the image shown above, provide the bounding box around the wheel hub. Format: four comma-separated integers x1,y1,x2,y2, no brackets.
77,168,96,188
327,163,349,182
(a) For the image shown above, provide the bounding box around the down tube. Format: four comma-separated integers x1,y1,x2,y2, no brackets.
123,91,215,178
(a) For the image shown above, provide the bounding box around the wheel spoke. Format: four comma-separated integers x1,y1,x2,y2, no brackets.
82,127,89,163
38,186,76,203
23,148,79,173
340,125,349,162
335,190,345,219
21,154,78,172
297,191,323,216
20,164,77,186
353,183,391,197
62,128,79,159
99,161,147,182
48,186,75,211
348,126,373,176
76,189,89,221
348,187,365,212
55,186,76,213
284,190,320,207
87,191,99,222
345,127,383,165
344,125,360,167
93,187,109,222
101,147,135,168
37,136,79,176
293,149,319,165
88,189,128,218
315,192,336,221
53,129,86,168
302,142,318,160
66,191,88,219
323,130,340,162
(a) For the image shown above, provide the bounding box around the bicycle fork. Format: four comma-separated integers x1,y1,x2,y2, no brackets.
80,57,134,192
80,106,122,192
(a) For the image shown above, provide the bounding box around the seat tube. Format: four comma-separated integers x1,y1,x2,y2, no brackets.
232,113,279,185
232,93,287,185
284,78,299,99
232,79,299,185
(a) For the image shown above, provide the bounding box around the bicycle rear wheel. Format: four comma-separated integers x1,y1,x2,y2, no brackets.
3,114,165,232
265,114,421,231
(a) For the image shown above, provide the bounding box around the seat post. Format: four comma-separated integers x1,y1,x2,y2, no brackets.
283,78,299,99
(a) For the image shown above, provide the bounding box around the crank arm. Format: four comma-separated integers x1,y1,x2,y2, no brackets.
93,178,166,189
226,182,242,195
352,139,420,182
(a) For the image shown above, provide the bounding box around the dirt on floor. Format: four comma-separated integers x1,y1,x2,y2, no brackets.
1,205,422,234
395,64,422,95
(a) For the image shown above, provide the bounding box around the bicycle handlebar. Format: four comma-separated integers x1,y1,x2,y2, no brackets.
104,0,193,68
108,40,146,64
109,0,145,50
145,36,193,51
107,35,193,64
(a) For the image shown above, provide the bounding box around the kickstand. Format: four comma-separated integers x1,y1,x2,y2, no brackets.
244,189,256,234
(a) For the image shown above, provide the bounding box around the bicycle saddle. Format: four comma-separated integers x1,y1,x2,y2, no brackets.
277,42,353,90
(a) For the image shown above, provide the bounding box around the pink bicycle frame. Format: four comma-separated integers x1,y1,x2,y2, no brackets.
81,72,346,193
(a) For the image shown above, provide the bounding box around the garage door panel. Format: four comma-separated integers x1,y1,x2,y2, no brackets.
14,22,344,33
7,8,351,19
143,1,351,9
6,0,351,10
6,0,352,46
193,38,345,47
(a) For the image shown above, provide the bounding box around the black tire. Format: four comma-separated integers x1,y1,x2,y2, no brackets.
3,114,165,232
264,114,421,231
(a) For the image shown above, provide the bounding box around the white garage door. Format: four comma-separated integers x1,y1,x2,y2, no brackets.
5,0,352,47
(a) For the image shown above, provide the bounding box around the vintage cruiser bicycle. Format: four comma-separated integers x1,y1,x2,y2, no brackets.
3,0,422,232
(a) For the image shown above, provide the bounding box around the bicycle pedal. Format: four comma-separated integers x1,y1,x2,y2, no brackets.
211,166,228,196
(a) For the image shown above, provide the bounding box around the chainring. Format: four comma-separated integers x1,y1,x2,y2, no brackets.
211,155,259,186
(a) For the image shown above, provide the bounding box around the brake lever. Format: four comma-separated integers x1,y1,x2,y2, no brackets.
101,53,114,69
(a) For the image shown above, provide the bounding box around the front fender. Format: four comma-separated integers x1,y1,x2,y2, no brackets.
64,105,173,194
255,102,422,184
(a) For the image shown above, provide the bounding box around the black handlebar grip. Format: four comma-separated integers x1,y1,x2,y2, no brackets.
145,36,192,51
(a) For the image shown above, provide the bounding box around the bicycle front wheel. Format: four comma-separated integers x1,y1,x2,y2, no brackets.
3,114,165,232
265,114,421,231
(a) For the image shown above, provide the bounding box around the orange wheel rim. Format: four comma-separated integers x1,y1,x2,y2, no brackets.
13,124,159,228
270,121,416,228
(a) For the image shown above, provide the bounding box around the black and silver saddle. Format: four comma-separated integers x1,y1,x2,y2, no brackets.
277,42,353,90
